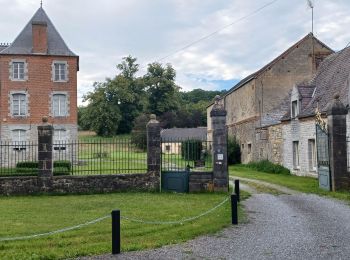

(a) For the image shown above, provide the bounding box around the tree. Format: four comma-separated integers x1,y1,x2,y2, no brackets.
83,82,121,136
144,63,180,116
130,113,149,150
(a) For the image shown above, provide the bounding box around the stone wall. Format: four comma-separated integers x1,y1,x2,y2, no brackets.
256,123,283,165
189,172,213,192
282,118,317,177
0,172,159,195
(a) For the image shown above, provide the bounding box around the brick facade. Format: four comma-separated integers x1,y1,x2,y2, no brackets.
0,7,78,143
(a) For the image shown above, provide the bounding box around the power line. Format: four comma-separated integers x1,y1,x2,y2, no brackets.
140,0,279,68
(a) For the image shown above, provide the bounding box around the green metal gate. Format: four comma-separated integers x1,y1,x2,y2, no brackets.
316,124,331,190
161,171,189,193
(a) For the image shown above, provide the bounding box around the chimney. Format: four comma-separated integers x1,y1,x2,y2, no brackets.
32,21,48,54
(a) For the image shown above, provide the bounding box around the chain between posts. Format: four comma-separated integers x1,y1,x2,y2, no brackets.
0,196,230,242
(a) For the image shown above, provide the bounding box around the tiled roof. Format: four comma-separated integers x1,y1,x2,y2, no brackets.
161,128,207,142
299,46,350,118
297,85,315,111
0,7,76,56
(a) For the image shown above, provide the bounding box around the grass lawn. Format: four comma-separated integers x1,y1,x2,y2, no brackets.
230,165,350,203
0,191,249,259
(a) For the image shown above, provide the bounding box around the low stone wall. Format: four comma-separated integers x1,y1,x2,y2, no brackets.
189,171,213,192
0,172,159,195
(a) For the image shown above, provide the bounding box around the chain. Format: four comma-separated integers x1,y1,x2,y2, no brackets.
0,215,110,242
0,196,230,242
121,196,229,225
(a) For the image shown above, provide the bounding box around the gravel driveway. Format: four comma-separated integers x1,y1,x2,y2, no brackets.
84,188,350,259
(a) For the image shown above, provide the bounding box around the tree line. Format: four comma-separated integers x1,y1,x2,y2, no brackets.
78,56,226,136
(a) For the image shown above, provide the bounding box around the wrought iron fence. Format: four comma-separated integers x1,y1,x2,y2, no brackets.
161,138,213,172
0,138,147,176
0,141,38,176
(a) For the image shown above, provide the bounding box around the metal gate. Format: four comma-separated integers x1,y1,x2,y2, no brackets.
316,123,331,190
160,138,212,193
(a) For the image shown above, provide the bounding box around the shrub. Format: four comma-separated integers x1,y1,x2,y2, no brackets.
227,136,241,165
53,167,70,176
16,161,38,168
181,140,202,161
53,160,71,171
245,160,290,175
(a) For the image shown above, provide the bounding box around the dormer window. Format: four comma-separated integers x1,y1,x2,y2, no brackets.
291,100,298,118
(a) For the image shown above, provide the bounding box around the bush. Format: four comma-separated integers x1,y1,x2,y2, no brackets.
53,160,71,171
228,136,241,165
181,140,202,161
244,160,290,175
53,167,70,176
17,161,71,171
16,161,38,168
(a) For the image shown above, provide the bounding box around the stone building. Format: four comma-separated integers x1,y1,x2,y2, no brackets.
281,46,350,176
0,7,78,165
207,33,333,163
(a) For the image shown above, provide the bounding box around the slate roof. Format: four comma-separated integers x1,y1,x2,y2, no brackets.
0,45,9,52
298,85,316,111
0,7,76,56
161,128,207,142
207,33,333,108
298,47,350,118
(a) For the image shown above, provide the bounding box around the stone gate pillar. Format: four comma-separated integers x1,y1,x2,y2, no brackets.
210,95,228,192
147,114,161,177
37,117,53,191
327,94,350,191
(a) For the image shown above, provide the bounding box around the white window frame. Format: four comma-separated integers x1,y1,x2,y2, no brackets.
12,129,26,151
52,93,68,117
293,141,300,169
52,61,68,82
308,139,317,171
11,92,27,117
54,129,67,151
9,59,28,81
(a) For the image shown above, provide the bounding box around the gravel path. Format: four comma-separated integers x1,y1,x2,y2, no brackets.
230,176,301,195
84,191,350,260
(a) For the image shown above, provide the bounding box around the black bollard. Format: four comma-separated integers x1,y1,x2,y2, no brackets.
111,210,120,254
231,194,238,225
234,179,240,202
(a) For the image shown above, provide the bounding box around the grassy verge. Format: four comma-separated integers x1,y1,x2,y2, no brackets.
0,191,248,259
230,165,350,202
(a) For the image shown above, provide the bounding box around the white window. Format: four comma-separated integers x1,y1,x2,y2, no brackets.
12,93,27,116
293,141,300,169
291,100,298,118
12,129,26,150
53,61,68,82
308,139,316,171
54,129,66,150
12,62,25,80
52,94,67,117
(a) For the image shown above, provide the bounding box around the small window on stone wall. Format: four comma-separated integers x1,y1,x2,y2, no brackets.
241,144,244,150
165,145,170,152
291,100,298,118
248,143,252,154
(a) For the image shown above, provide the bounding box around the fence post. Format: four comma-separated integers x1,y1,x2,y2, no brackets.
147,114,161,190
210,95,228,192
327,94,350,191
37,117,53,191
231,194,238,225
111,210,121,254
234,179,240,202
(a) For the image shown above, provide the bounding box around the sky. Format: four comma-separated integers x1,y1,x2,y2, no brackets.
1,0,350,105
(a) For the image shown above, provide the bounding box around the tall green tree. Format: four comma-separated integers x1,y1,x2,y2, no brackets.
83,82,121,136
144,63,180,116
